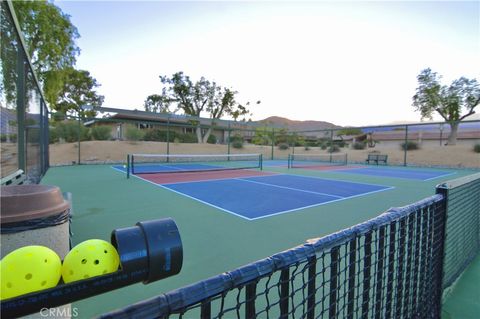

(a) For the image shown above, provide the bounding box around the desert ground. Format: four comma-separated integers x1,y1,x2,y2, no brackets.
45,140,479,168
1,141,478,178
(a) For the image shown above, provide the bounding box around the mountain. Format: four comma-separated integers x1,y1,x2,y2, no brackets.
257,116,340,131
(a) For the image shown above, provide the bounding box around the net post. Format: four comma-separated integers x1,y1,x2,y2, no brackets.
287,154,291,169
279,268,289,318
126,154,130,179
259,154,263,170
131,154,135,176
245,282,257,319
307,256,317,319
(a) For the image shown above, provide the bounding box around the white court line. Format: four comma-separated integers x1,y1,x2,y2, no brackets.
242,173,392,189
422,172,457,181
236,178,344,199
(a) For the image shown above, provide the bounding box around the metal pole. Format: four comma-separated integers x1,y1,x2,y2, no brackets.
78,115,81,165
227,123,231,156
271,128,275,160
329,129,334,162
439,124,444,146
403,125,408,166
16,50,26,172
166,117,170,161
292,134,295,155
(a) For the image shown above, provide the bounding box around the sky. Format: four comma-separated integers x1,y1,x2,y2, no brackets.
54,1,480,126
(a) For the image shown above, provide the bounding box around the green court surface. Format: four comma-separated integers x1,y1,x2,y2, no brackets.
41,164,479,318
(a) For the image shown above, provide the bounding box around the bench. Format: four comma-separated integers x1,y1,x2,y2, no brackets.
366,154,388,165
1,169,26,185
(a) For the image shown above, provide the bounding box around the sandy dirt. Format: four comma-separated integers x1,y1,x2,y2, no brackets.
44,140,480,169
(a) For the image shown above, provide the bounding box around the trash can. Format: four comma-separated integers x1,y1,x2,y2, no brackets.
1,184,72,318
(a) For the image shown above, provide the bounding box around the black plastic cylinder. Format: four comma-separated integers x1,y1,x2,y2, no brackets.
111,218,183,284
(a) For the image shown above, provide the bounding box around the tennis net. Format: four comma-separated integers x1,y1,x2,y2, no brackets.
100,195,447,318
128,153,263,176
288,153,348,168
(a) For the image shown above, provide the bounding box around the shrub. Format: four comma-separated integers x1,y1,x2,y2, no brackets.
54,121,89,142
328,145,340,153
207,134,217,144
304,146,310,151
352,142,366,150
320,144,327,150
232,140,243,149
27,128,40,143
229,133,244,148
1,134,17,143
125,126,144,141
144,129,168,142
336,140,346,148
90,126,112,140
474,144,480,153
48,128,58,144
180,133,198,143
401,141,419,150
278,142,289,150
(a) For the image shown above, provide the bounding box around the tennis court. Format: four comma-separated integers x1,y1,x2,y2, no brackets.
129,172,393,220
40,156,479,318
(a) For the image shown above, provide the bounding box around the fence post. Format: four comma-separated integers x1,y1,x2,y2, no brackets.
271,128,275,160
77,116,81,165
227,123,231,155
16,50,26,172
329,129,334,162
403,125,408,166
166,116,170,161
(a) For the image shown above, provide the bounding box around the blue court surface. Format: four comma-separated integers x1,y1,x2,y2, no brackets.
335,167,455,181
159,174,393,220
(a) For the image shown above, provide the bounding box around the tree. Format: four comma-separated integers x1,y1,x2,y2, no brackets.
150,72,260,143
144,94,169,113
412,68,480,145
1,1,103,117
12,1,80,100
50,68,104,118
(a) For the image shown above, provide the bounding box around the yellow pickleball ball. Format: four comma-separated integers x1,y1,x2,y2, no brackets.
61,239,120,283
0,246,62,300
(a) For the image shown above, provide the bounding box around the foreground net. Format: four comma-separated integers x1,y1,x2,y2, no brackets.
101,196,447,318
100,174,479,319
288,153,348,169
128,153,262,176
